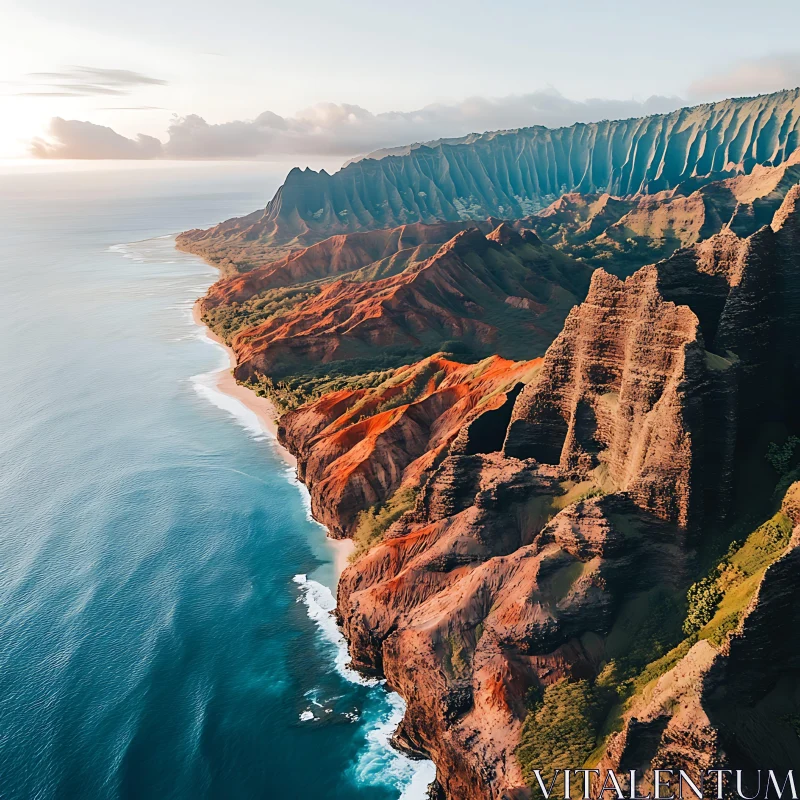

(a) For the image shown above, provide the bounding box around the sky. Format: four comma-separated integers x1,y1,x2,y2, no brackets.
2,0,800,163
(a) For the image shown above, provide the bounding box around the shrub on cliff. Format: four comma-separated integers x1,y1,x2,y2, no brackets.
766,435,800,476
517,679,604,788
350,487,417,562
683,574,723,635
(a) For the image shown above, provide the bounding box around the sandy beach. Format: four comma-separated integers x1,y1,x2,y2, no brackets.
191,302,355,575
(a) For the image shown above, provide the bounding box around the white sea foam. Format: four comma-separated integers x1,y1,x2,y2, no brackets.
184,309,275,442
191,370,267,442
293,574,436,798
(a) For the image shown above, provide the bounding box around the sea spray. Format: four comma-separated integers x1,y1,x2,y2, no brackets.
293,575,436,798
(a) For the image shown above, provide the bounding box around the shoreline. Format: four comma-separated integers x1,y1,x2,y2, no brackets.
190,301,355,577
192,302,294,466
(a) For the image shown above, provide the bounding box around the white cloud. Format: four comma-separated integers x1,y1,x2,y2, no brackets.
18,66,168,97
30,89,683,160
688,52,800,100
30,117,162,158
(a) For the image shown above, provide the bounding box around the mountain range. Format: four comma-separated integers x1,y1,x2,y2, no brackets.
185,87,800,799
179,88,800,268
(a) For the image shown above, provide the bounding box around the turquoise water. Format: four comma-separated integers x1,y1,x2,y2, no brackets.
0,163,433,799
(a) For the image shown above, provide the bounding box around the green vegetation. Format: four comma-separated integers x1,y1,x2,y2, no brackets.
244,368,395,414
683,574,723,635
350,486,417,562
517,679,607,785
573,501,796,773
783,714,800,738
693,511,793,645
203,286,319,343
374,363,445,414
682,511,792,638
602,588,686,685
518,587,685,785
443,633,470,679
248,341,489,413
574,487,606,503
627,636,696,697
520,492,795,784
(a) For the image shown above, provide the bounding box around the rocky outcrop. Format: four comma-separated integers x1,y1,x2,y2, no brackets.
179,89,800,261
194,220,481,288
523,150,800,276
599,519,800,785
339,476,688,798
334,256,728,795
183,100,800,794
333,188,800,798
655,183,800,429
278,355,541,537
503,266,737,527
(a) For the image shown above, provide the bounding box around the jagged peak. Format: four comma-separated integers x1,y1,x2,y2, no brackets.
486,222,524,247
772,182,800,231
438,226,492,255
519,229,542,246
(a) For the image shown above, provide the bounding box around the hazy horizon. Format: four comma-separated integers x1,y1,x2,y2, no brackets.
2,0,800,161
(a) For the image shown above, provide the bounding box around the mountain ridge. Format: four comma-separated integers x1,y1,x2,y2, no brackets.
178,88,800,266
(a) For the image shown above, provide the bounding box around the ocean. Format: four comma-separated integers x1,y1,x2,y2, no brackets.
0,161,435,799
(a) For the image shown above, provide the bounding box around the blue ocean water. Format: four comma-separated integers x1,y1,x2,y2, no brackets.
0,163,434,799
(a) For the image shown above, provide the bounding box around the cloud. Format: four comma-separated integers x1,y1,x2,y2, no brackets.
160,92,683,159
688,52,800,100
30,117,162,159
30,90,683,160
19,66,168,97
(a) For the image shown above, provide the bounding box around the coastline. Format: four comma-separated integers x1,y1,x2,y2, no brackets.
192,303,294,466
190,301,355,577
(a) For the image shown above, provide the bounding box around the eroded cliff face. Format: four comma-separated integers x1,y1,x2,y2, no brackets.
178,89,800,264
333,189,800,798
195,220,482,292
278,355,541,538
503,266,737,527
524,151,800,276
598,488,800,787
182,118,800,796
334,264,724,796
227,225,591,382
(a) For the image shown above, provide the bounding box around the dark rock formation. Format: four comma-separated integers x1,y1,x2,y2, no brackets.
503,266,737,527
